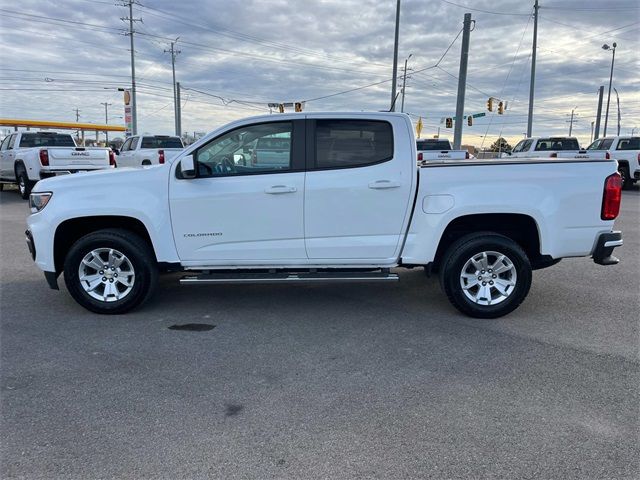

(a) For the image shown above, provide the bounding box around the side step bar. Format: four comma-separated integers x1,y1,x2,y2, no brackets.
180,271,399,285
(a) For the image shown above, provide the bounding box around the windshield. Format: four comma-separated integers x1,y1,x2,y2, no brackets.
534,138,580,151
417,140,452,151
141,137,183,149
19,133,75,148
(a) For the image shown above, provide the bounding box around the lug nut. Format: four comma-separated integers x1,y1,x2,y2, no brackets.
481,270,485,274
478,276,482,281
492,274,497,278
99,270,104,274
489,281,494,285
488,269,493,273
114,273,118,277
482,281,487,286
111,267,115,271
109,279,114,283
102,277,107,281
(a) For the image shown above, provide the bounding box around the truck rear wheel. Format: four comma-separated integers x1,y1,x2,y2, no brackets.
63,229,158,314
618,164,632,190
16,165,33,200
439,233,532,318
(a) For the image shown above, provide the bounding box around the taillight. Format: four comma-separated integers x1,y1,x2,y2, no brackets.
550,152,557,158
39,149,49,166
109,150,116,167
158,150,165,164
418,152,423,161
605,151,610,160
465,151,470,159
601,173,622,220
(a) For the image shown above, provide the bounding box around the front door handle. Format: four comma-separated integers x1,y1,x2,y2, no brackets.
264,185,297,194
368,180,401,189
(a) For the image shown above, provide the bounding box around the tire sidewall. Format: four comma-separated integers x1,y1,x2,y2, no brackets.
442,236,532,319
17,167,30,199
64,232,155,314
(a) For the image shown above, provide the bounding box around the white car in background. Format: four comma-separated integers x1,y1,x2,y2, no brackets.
509,137,592,159
587,136,640,189
115,135,184,168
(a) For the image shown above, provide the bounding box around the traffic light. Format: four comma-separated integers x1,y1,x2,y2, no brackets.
294,102,303,112
487,97,493,112
467,116,473,127
445,117,453,128
278,103,285,113
498,101,504,114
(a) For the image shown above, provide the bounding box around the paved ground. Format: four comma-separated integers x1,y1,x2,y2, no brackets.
1,185,638,479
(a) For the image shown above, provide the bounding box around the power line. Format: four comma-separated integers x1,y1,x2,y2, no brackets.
437,0,531,16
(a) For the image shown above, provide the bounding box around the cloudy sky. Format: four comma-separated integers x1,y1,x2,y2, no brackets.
1,0,638,147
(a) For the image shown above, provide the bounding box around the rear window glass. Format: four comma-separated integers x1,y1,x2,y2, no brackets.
616,137,640,150
417,140,452,151
534,138,580,151
19,133,75,148
141,137,184,149
315,120,393,169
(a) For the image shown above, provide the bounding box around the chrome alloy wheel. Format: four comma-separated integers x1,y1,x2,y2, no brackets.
459,251,517,306
18,175,26,196
78,248,135,302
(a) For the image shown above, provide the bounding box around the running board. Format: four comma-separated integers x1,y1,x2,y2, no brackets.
180,271,399,285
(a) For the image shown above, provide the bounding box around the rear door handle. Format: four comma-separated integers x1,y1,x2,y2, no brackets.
264,185,297,194
368,180,401,189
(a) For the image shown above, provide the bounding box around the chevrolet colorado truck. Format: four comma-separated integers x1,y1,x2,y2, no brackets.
114,134,184,168
508,136,592,160
25,113,623,318
587,135,640,189
416,138,469,163
0,132,114,199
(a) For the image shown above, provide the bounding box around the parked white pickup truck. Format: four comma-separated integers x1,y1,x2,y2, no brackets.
417,138,469,163
25,113,623,318
0,132,114,199
586,136,640,189
508,136,592,160
114,135,184,168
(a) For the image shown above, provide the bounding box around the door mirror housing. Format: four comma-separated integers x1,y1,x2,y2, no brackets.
179,154,196,179
113,148,120,155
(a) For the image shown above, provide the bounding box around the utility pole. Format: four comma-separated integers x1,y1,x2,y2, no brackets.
100,102,112,144
453,13,472,149
176,82,182,139
590,121,595,142
527,0,538,137
73,108,81,145
390,0,401,111
594,85,604,139
566,107,578,136
400,54,412,113
122,0,141,135
602,42,617,137
164,38,181,136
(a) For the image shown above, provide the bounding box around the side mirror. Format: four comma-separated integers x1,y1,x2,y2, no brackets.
179,154,196,179
113,148,120,155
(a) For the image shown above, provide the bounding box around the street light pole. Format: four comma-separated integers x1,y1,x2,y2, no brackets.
602,42,617,137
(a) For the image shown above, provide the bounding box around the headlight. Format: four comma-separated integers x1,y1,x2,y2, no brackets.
29,192,53,213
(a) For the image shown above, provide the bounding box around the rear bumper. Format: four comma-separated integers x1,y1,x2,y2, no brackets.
592,231,623,265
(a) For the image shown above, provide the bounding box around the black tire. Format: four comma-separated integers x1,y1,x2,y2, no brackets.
439,233,532,319
142,160,151,166
16,165,33,200
618,164,632,190
63,228,158,314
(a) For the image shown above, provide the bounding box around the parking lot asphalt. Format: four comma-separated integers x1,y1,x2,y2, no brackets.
1,186,639,479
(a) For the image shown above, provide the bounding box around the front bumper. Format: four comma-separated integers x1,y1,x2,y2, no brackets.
592,231,623,265
26,228,59,289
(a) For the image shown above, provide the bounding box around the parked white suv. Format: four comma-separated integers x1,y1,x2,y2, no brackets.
26,113,623,318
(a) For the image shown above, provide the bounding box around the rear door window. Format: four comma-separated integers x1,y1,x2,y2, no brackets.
616,137,639,150
314,120,393,169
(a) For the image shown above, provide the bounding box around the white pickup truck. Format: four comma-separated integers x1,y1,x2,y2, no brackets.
0,132,114,199
25,112,623,319
417,138,469,163
508,136,592,160
114,135,184,168
586,136,640,189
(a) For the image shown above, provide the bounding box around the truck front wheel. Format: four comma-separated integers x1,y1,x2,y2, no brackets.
16,165,33,200
63,229,158,314
439,233,532,319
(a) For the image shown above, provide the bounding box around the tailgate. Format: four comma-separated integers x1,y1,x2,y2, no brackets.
554,150,594,159
45,147,110,168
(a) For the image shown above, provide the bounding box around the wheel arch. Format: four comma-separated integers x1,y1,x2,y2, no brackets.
54,216,157,273
432,213,547,272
